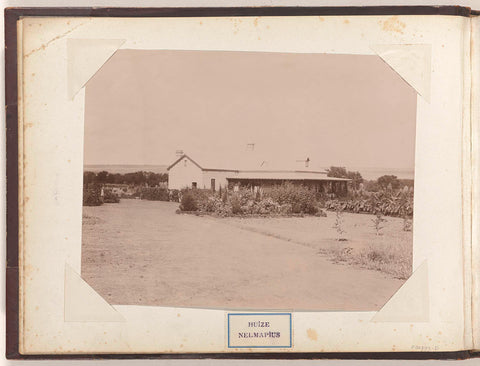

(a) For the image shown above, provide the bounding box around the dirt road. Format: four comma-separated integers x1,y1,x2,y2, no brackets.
82,200,405,311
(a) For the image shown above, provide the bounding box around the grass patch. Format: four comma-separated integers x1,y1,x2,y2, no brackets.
320,240,412,280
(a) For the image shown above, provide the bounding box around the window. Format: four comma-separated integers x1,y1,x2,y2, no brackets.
192,182,197,189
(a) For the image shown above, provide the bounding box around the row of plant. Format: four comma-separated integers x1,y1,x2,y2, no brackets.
324,190,414,218
129,187,180,201
137,187,170,201
179,183,324,217
83,185,120,206
84,182,414,220
84,170,168,186
83,184,183,206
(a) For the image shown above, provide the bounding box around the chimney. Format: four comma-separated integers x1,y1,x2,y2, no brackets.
296,157,310,168
175,149,184,157
246,143,255,151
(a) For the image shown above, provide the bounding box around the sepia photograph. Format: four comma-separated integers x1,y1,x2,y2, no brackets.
81,49,416,311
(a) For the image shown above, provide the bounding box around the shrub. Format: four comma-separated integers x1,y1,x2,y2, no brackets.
169,189,180,202
279,203,293,215
403,216,413,232
249,197,281,215
201,196,224,213
140,187,169,201
177,185,323,217
83,185,103,206
267,183,318,214
230,195,243,214
372,212,387,236
332,204,347,241
181,189,210,209
179,191,198,211
103,189,120,203
325,190,413,218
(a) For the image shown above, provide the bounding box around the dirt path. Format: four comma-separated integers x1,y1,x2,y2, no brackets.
82,200,405,311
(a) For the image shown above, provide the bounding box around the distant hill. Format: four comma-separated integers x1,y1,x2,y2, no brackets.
84,165,169,174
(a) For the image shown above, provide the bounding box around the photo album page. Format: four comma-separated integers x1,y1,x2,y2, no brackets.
8,8,480,356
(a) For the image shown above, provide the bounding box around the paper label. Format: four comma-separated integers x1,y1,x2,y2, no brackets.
227,313,292,348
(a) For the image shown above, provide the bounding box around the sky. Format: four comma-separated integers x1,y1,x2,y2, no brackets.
84,50,417,171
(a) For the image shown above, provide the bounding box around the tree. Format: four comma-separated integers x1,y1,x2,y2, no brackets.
159,173,168,182
364,180,380,192
346,171,364,190
327,166,363,191
399,179,414,190
327,166,348,178
112,173,124,184
134,172,146,185
377,175,400,190
96,170,109,183
84,170,168,187
146,172,169,186
146,172,158,187
83,171,96,186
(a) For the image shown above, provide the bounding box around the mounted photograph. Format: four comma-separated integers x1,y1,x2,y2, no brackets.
81,49,416,311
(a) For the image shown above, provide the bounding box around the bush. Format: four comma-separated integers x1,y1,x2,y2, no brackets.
178,184,322,217
267,183,318,214
140,187,169,201
252,198,281,215
372,212,387,236
103,189,120,203
325,190,413,218
332,204,347,241
403,217,413,232
83,185,103,206
230,195,243,214
169,189,180,202
179,191,198,211
201,196,225,213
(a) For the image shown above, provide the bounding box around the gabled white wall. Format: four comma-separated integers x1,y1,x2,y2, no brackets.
168,158,203,190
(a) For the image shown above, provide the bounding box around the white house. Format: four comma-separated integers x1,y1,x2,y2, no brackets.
167,154,350,195
167,154,236,191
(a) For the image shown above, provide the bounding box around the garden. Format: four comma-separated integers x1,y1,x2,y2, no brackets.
178,183,323,217
177,182,413,220
83,169,414,221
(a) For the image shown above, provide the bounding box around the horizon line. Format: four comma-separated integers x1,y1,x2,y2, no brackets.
84,163,414,171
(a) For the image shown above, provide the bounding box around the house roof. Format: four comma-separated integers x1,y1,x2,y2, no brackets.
168,154,349,182
167,154,204,171
168,153,330,173
226,171,350,181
